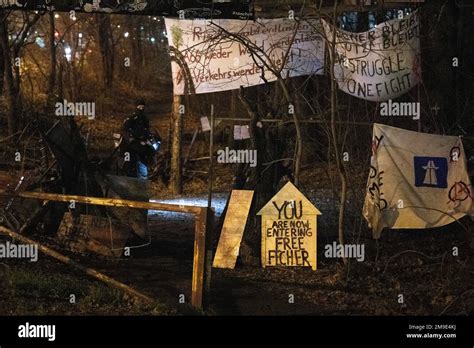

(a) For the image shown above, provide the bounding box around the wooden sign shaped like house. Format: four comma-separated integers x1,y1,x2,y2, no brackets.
257,182,321,270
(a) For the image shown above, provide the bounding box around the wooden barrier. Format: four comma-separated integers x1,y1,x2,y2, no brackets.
0,190,211,309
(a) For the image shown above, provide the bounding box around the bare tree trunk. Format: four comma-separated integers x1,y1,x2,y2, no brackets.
128,16,143,88
0,41,4,94
329,0,348,265
11,12,41,121
0,13,17,135
278,78,302,185
96,14,114,91
58,61,64,100
127,17,137,87
170,94,183,194
48,12,56,98
12,49,20,97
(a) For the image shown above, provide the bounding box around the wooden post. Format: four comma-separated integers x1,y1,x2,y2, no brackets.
203,209,214,308
170,94,183,194
203,106,215,307
207,104,214,208
191,207,207,308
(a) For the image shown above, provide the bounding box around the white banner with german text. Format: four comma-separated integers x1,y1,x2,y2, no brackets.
165,18,325,95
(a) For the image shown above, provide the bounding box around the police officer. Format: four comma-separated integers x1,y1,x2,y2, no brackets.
122,99,154,179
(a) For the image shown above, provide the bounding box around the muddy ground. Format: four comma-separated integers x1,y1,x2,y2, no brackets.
96,200,474,315
1,168,473,316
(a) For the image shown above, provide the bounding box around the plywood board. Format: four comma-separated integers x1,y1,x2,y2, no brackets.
213,190,254,269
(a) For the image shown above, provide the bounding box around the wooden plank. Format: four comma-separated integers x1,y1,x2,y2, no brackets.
203,208,214,307
0,191,202,215
213,190,254,269
0,226,154,304
191,207,207,308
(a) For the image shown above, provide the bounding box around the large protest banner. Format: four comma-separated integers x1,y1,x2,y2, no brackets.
363,124,474,238
164,18,325,95
322,11,421,102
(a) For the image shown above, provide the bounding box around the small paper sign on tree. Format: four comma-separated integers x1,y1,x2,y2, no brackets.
257,182,321,270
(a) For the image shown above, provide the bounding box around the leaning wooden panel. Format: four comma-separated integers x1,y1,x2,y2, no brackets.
213,190,254,269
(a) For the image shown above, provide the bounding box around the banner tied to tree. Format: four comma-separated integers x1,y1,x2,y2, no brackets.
363,124,474,238
258,182,321,270
164,18,325,95
322,11,421,102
